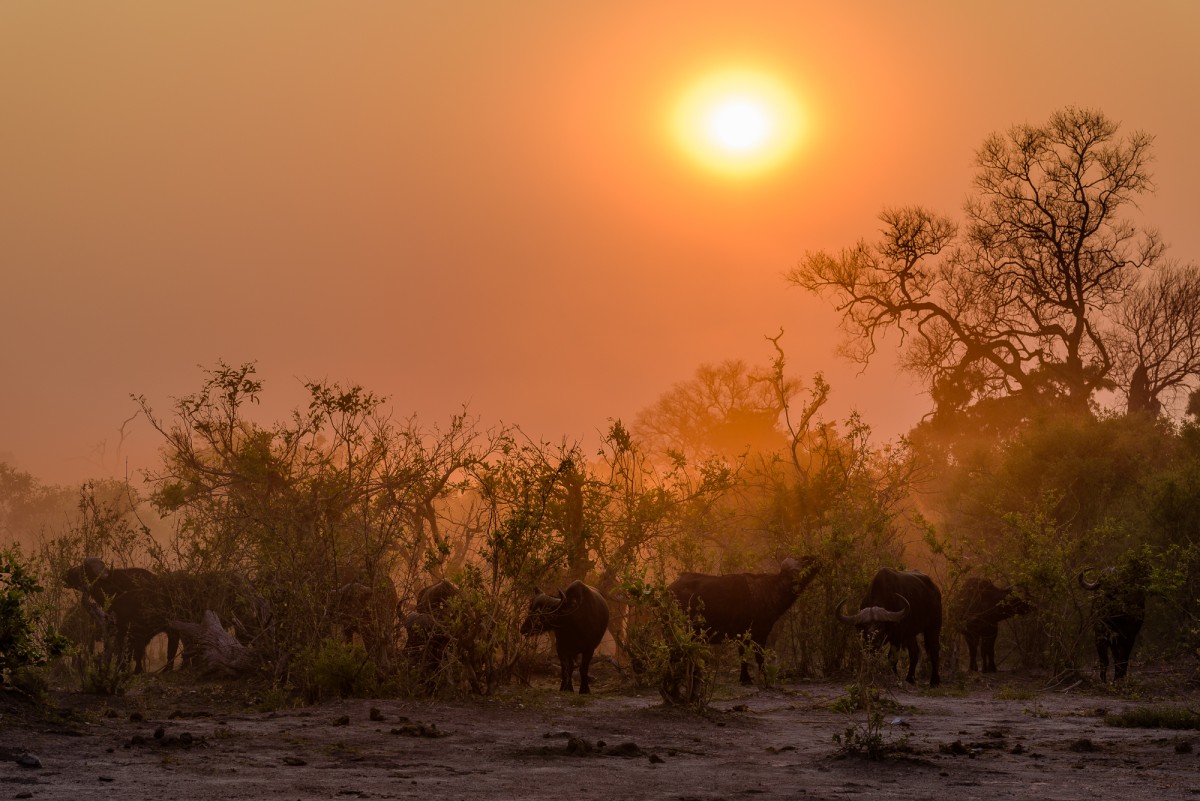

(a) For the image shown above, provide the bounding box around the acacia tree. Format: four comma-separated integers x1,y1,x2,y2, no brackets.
789,107,1191,418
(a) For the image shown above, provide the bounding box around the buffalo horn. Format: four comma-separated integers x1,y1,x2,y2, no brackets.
835,598,866,625
1078,568,1101,591
880,594,910,622
836,594,911,625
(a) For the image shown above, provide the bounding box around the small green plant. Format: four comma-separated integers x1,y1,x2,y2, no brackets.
733,630,779,689
1104,706,1200,729
833,636,906,759
566,692,592,708
297,638,379,702
76,641,135,696
833,719,888,758
830,682,902,715
1023,702,1051,719
995,684,1038,701
255,682,296,712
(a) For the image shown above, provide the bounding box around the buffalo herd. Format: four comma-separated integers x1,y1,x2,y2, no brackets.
61,554,1149,690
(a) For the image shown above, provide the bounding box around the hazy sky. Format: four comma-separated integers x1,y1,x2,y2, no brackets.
3,1,1199,486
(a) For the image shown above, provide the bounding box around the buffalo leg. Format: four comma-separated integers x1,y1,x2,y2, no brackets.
981,633,997,673
578,648,594,694
165,630,181,671
1095,629,1110,683
924,629,941,687
556,643,575,692
736,641,755,685
883,644,901,683
1112,637,1133,681
903,639,920,684
964,632,980,672
131,636,146,673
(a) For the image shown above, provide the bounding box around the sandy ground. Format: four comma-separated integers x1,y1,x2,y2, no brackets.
3,665,1199,801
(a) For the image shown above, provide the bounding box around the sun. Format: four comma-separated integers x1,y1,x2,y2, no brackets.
707,98,771,153
671,68,803,179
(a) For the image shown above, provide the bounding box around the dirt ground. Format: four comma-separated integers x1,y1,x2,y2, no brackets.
3,663,1199,801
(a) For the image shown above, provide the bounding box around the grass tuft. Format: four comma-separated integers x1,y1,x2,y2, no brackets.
1103,706,1200,730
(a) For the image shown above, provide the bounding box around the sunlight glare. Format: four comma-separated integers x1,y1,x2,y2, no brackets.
672,68,803,179
706,99,771,153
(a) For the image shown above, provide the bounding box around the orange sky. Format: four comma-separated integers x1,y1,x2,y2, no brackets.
2,1,1199,485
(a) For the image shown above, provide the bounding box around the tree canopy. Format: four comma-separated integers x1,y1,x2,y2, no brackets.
790,107,1200,419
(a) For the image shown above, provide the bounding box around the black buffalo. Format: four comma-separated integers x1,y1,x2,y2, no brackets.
838,568,942,687
1079,563,1148,682
520,580,609,694
669,556,820,685
402,579,461,689
332,577,399,666
63,557,173,673
953,577,1032,673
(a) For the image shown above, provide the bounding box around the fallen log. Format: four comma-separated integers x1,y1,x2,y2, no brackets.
169,610,258,677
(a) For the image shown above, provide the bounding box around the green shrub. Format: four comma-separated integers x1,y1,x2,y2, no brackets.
297,638,379,702
255,682,298,712
1104,706,1200,729
620,576,713,708
0,546,68,698
994,684,1039,701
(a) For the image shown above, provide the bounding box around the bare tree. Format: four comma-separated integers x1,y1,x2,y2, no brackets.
790,107,1167,416
1111,262,1200,415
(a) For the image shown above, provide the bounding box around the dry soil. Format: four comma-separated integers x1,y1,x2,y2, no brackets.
2,666,1198,801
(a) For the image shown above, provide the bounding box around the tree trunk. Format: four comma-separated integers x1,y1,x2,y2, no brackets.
169,610,258,677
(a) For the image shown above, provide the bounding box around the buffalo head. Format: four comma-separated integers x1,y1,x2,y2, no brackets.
1000,586,1034,616
520,587,571,636
63,556,110,593
837,594,911,650
836,595,911,626
781,556,821,589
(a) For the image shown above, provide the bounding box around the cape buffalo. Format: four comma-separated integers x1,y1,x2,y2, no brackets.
838,568,942,687
669,556,820,685
953,577,1032,673
1079,562,1148,682
415,578,460,615
63,557,173,673
520,580,609,693
402,579,461,689
333,577,399,666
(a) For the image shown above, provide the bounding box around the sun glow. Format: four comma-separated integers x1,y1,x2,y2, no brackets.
672,68,803,179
